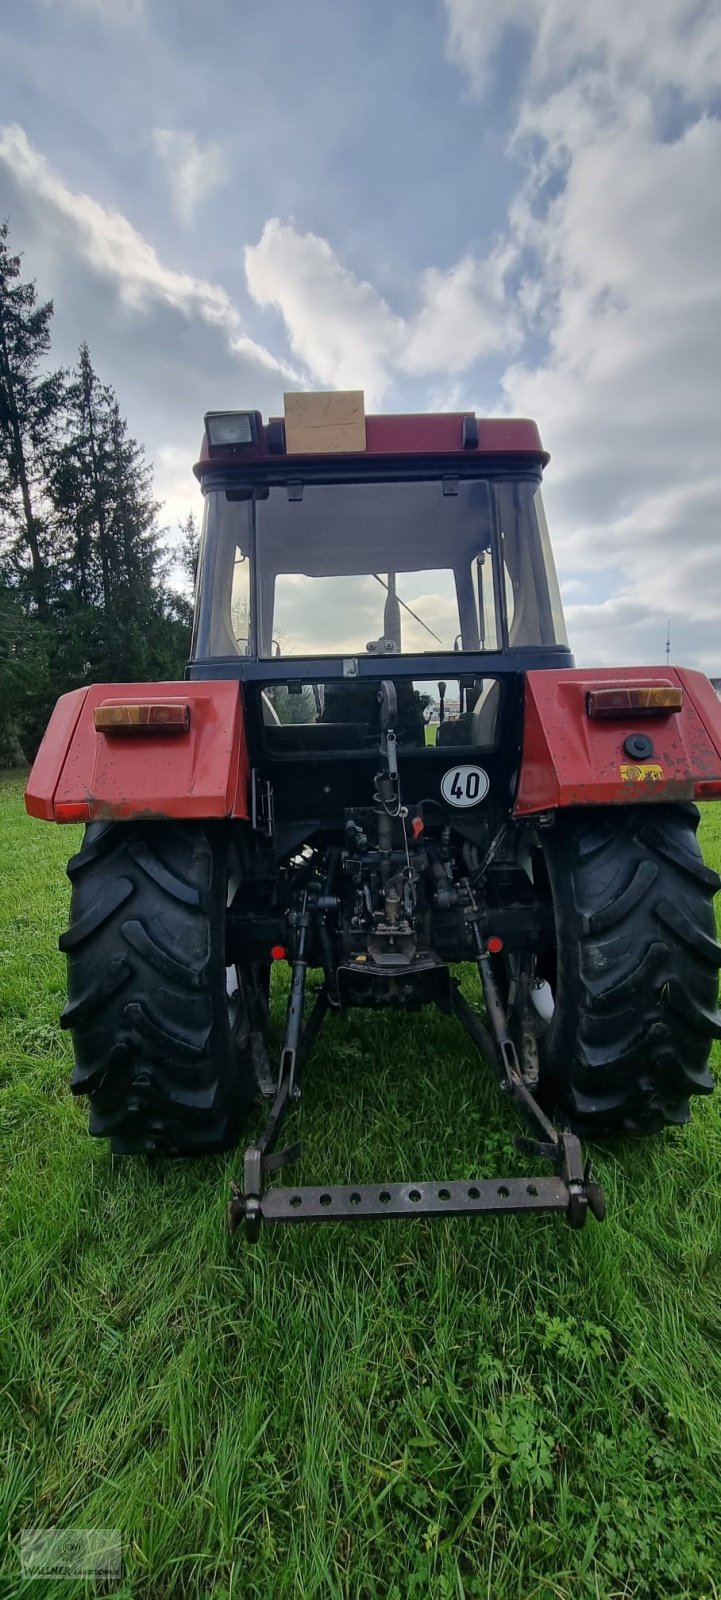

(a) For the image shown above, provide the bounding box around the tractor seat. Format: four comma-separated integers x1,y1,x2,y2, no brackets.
436,714,475,747
435,682,501,749
472,680,501,745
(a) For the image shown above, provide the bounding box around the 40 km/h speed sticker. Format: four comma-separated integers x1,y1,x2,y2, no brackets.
440,765,490,808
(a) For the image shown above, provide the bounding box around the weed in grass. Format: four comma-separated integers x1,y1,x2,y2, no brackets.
1,769,721,1598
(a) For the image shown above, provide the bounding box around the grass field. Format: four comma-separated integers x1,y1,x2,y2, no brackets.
2,769,721,1599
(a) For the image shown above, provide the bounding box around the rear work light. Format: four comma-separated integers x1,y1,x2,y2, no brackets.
204,410,260,452
586,685,683,718
94,703,191,735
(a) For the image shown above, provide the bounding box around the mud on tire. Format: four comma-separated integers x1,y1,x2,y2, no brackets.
60,821,257,1155
538,804,721,1134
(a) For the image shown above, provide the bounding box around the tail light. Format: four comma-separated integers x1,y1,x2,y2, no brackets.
694,780,721,800
55,802,92,824
586,685,683,718
94,703,191,734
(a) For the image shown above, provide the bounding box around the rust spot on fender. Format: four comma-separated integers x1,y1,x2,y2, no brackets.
86,795,174,822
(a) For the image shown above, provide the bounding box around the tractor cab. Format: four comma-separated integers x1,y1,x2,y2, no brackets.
190,395,570,779
192,463,568,663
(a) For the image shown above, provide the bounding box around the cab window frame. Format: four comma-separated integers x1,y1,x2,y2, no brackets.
191,461,553,663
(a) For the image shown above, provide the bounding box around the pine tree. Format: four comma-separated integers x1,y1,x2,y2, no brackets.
49,343,114,612
0,229,192,758
108,397,160,599
179,510,200,589
0,220,65,618
0,569,50,762
49,343,189,683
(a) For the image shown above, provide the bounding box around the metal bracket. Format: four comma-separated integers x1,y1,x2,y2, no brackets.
234,1175,572,1227
251,770,274,839
453,888,605,1228
228,880,606,1241
231,890,331,1241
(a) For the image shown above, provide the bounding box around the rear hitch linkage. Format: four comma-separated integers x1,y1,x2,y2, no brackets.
229,886,606,1242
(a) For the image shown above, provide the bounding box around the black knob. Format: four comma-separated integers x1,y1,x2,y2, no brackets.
624,732,654,760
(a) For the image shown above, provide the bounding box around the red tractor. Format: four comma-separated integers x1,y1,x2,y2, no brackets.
26,392,721,1239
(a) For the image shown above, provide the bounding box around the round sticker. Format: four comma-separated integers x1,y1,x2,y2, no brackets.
440,765,490,808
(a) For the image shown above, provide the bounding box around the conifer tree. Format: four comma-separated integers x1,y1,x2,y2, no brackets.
179,509,200,589
0,220,65,617
0,225,192,758
50,343,188,682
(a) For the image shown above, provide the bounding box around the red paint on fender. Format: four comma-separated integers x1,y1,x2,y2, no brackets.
25,680,251,823
514,666,721,816
25,687,90,819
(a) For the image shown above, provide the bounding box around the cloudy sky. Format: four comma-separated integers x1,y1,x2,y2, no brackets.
1,0,720,671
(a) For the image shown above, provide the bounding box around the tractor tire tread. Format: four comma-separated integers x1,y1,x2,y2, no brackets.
127,838,202,905
66,823,126,878
120,918,205,986
638,818,721,889
583,939,668,1012
58,878,134,949
540,804,719,1135
61,821,255,1155
583,858,659,934
60,957,132,1029
654,897,721,966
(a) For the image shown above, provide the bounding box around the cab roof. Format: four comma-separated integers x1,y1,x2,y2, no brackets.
194,397,548,479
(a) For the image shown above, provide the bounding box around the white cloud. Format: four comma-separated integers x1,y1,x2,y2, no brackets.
445,0,721,102
446,0,721,672
0,123,292,376
154,444,199,533
245,218,403,406
501,119,721,665
444,0,536,92
0,124,305,553
403,246,521,373
40,0,146,20
152,128,229,226
245,218,520,405
562,597,721,679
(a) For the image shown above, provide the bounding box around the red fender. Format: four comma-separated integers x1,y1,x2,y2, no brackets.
25,681,251,823
514,666,721,815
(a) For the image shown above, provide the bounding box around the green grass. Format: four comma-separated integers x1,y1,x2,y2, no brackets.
2,771,721,1599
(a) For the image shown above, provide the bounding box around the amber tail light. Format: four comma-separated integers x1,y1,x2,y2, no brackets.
586,685,683,719
94,703,191,734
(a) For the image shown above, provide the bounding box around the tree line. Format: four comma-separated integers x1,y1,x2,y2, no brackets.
0,220,198,765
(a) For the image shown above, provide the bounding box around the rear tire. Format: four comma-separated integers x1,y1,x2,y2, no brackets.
536,804,721,1134
60,821,257,1155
